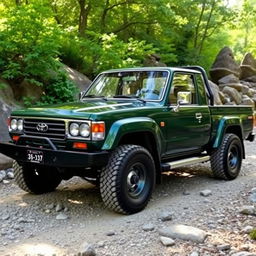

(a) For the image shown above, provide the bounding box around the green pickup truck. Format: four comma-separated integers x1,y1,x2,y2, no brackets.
0,66,255,214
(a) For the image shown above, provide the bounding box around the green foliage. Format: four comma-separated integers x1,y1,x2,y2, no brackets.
39,73,77,105
250,229,256,240
0,0,255,107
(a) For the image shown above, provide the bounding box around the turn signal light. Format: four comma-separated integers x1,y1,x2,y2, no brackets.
91,122,105,141
12,135,20,142
73,142,87,149
92,123,105,133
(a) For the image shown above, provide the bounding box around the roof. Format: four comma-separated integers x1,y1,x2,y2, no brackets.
102,67,202,74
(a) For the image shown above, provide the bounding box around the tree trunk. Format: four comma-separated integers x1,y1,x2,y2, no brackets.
78,0,91,37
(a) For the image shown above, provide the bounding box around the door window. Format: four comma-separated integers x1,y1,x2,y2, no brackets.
169,73,197,105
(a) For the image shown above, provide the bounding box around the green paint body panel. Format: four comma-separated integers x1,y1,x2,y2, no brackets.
7,67,255,165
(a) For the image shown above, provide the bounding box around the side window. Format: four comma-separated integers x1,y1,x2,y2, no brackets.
169,73,197,105
195,74,208,105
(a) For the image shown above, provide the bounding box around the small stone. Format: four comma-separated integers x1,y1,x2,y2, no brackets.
46,203,55,210
55,203,63,212
217,244,231,251
190,252,199,256
3,180,10,184
200,190,212,197
249,192,256,203
0,170,6,178
56,213,68,220
231,252,256,256
2,214,10,221
45,209,51,214
142,223,155,232
239,205,255,215
160,236,175,246
106,231,115,236
183,190,190,195
240,245,250,251
242,226,254,234
159,211,172,222
6,172,14,179
159,224,207,243
203,199,211,204
79,242,96,256
97,241,105,248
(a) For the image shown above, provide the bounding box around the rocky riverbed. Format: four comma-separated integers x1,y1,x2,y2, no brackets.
0,141,255,256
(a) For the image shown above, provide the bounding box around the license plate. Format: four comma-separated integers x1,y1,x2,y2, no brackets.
27,150,44,163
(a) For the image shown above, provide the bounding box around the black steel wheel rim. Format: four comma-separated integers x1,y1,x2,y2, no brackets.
228,143,240,173
126,162,146,198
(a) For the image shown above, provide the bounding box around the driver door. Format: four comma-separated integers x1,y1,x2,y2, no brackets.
166,72,211,155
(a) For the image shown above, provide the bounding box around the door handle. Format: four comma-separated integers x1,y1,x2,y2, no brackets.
195,113,202,119
195,113,202,123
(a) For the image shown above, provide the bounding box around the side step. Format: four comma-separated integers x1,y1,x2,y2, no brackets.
161,155,210,172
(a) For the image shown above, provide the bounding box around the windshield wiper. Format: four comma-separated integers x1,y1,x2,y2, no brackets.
82,95,107,100
113,95,146,103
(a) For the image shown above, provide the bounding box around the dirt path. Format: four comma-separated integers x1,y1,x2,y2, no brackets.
0,141,255,256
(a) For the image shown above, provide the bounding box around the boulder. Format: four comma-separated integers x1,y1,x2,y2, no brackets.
0,154,13,169
63,65,92,93
222,86,242,104
240,53,256,79
243,75,256,83
12,80,44,102
219,83,249,94
218,74,240,84
208,81,222,105
143,54,167,67
241,95,254,106
210,47,241,83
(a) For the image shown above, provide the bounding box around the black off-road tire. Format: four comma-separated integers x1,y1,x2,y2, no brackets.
210,133,243,180
13,161,62,194
100,145,156,214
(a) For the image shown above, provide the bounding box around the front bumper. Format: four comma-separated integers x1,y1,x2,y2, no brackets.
0,142,110,168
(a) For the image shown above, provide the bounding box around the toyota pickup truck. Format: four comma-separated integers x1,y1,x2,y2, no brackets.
0,66,255,214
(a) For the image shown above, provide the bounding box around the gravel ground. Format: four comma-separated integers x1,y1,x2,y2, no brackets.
0,141,255,256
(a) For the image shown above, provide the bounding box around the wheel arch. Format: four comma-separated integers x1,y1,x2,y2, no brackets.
213,117,245,158
102,117,163,184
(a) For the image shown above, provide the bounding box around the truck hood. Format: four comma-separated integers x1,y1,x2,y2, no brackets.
12,100,145,119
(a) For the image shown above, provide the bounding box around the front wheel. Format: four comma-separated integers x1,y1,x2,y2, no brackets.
100,145,155,214
13,161,62,194
210,133,243,180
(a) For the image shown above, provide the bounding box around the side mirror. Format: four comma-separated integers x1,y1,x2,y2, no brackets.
172,91,191,112
177,91,192,105
79,91,85,101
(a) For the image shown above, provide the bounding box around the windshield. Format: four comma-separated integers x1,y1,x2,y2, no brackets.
84,71,169,101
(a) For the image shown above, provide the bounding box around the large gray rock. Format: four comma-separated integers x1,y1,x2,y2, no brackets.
223,86,242,104
208,81,222,105
210,47,241,83
240,53,256,79
0,154,13,170
241,95,254,106
63,65,92,93
219,83,249,94
159,224,207,243
219,74,240,84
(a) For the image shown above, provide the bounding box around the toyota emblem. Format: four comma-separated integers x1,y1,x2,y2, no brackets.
36,123,48,132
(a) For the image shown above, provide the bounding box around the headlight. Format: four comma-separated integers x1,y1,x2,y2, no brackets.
10,119,18,130
70,123,79,136
17,119,23,131
79,123,90,137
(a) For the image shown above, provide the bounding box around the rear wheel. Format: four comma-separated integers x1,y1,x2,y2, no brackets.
13,161,62,194
210,133,243,180
100,145,155,214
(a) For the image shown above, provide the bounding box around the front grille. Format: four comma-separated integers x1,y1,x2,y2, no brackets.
24,119,66,140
